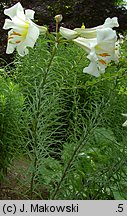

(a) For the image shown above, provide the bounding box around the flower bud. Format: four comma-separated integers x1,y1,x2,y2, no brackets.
55,14,63,23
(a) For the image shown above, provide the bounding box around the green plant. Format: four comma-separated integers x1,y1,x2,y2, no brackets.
0,75,24,179
1,7,127,199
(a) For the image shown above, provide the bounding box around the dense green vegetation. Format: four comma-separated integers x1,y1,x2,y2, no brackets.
0,33,127,199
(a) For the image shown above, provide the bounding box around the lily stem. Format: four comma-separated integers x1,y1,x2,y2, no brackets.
30,43,58,199
51,129,92,199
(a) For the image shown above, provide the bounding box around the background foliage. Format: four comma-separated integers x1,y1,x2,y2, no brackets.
0,74,24,180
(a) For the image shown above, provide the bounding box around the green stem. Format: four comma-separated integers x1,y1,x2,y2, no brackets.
30,152,37,199
30,43,58,199
39,45,57,90
51,126,95,199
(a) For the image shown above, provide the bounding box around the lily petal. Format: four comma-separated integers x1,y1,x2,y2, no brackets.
83,62,100,77
103,17,119,28
73,37,94,53
25,9,35,19
34,24,47,34
4,2,24,19
74,28,97,39
97,28,117,44
17,45,29,56
26,24,40,47
60,27,78,40
6,40,16,54
12,16,29,28
3,19,14,29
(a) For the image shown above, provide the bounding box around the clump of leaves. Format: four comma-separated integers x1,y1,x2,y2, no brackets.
0,75,24,180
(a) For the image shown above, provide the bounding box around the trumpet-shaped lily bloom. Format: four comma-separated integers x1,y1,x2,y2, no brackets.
74,17,119,39
60,17,119,40
73,28,119,77
3,2,47,56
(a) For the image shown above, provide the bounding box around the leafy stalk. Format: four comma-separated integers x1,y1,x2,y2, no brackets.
30,44,58,199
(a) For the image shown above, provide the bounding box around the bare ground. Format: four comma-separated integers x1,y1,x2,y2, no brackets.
0,157,49,200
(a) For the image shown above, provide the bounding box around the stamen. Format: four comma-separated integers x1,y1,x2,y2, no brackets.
81,22,85,29
99,53,111,57
8,36,13,40
10,31,22,36
15,40,21,44
99,59,107,65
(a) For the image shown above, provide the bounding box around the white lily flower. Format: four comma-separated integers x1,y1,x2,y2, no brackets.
60,17,119,40
3,2,47,56
74,17,119,39
122,114,127,127
74,28,118,77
